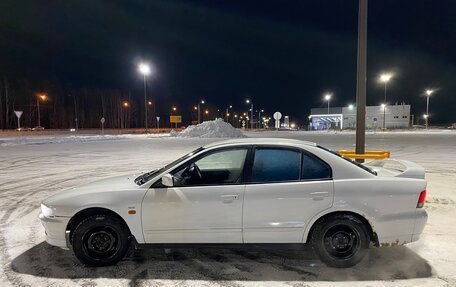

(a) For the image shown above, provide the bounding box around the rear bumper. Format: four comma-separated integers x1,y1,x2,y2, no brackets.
411,208,428,242
39,213,71,249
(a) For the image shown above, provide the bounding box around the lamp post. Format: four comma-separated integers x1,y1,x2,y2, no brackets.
246,99,253,129
36,94,47,127
197,100,205,124
381,103,386,130
138,63,152,132
225,105,232,122
68,94,78,130
324,94,331,129
380,73,392,129
122,101,129,129
425,89,433,129
258,109,264,128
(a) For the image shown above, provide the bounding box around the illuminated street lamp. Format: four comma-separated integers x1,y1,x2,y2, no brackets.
348,104,354,110
379,73,392,127
197,100,205,123
425,89,434,129
138,62,154,132
381,103,387,130
225,105,233,122
123,101,129,107
36,93,47,127
324,94,331,115
246,99,254,129
258,109,264,128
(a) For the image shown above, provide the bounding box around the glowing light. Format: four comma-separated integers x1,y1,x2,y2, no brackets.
426,89,433,96
148,101,152,105
348,104,354,110
123,102,129,107
380,73,392,83
138,63,151,75
324,94,331,101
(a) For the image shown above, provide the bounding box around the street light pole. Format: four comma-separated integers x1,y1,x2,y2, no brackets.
37,97,41,127
246,99,253,129
379,73,392,130
143,74,147,132
138,63,152,133
381,104,386,130
324,94,331,129
36,94,46,127
425,89,433,129
68,94,78,130
198,100,205,124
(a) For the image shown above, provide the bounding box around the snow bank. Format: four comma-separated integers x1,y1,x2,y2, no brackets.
175,119,245,138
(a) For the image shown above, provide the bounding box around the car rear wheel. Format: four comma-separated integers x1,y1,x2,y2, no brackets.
311,214,369,268
72,214,131,266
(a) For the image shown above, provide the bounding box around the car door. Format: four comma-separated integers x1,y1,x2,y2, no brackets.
243,146,334,243
142,147,249,243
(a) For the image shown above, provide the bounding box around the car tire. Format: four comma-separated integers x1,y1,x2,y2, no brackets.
311,214,369,268
72,214,131,267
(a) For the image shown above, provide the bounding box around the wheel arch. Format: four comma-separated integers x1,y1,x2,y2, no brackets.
305,210,379,246
66,207,133,245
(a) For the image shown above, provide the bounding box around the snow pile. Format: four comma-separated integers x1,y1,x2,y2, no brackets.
176,119,245,138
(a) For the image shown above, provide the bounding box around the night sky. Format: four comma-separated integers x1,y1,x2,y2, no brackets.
1,0,455,124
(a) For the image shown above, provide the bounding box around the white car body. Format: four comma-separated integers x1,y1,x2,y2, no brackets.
40,138,427,263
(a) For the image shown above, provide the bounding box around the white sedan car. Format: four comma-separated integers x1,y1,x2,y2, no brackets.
39,138,427,268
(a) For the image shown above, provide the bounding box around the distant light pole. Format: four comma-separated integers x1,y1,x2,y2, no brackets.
324,94,331,129
246,99,253,129
324,94,331,114
68,94,78,130
138,63,152,132
258,109,264,128
381,103,386,130
36,94,47,127
380,73,392,129
225,105,233,122
197,100,205,124
122,101,129,129
425,89,433,129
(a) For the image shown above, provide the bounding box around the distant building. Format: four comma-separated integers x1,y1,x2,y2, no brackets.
309,104,411,130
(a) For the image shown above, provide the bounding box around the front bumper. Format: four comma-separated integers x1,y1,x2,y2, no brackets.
39,213,71,249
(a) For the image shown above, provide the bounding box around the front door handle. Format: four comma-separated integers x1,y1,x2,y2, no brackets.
310,191,330,201
221,194,239,203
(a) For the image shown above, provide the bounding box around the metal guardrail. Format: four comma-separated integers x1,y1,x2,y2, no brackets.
336,150,391,160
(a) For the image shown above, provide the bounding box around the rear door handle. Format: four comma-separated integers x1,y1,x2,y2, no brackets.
221,194,239,203
310,191,330,201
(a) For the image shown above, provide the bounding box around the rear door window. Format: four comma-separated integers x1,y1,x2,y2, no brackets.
250,148,301,183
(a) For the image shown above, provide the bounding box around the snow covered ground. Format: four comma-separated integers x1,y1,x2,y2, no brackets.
0,130,455,287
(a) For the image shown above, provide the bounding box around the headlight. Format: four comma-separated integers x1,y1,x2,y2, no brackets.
41,204,54,218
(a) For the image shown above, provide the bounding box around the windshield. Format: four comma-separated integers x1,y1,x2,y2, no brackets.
318,146,377,176
135,147,204,185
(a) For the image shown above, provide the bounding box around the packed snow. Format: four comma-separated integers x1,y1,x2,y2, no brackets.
174,119,245,138
0,130,455,287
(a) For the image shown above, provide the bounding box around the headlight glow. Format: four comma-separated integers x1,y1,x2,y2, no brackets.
41,204,54,218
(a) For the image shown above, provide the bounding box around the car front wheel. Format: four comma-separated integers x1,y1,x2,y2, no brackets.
311,214,369,268
72,214,131,267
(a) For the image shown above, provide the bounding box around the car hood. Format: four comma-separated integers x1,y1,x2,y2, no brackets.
42,174,140,206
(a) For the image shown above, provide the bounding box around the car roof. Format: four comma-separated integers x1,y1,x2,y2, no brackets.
203,138,317,149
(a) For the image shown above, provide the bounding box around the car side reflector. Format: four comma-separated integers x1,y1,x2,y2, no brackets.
417,190,427,208
128,210,137,215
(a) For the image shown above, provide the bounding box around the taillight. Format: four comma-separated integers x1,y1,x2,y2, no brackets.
417,190,427,208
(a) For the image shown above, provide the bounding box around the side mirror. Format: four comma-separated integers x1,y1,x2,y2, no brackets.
161,173,174,187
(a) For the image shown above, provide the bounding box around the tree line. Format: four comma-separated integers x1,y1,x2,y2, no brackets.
0,77,162,130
